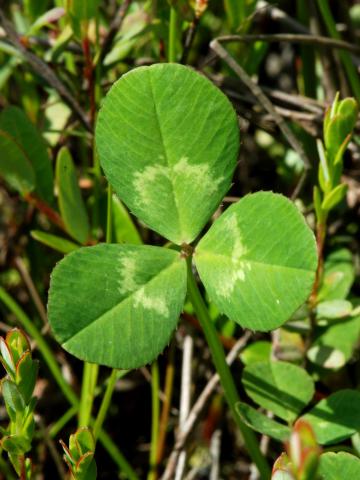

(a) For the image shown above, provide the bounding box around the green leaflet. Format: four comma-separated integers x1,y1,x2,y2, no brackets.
95,63,239,245
47,244,187,369
0,130,35,195
242,361,314,423
301,389,360,445
316,299,353,321
319,452,360,479
56,147,90,244
195,192,317,331
236,402,290,442
0,106,54,203
307,313,360,369
307,345,346,370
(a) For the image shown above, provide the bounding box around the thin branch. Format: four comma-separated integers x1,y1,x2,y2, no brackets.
0,9,91,132
98,0,132,65
256,0,312,34
181,17,200,64
220,85,322,136
28,36,82,54
157,342,176,466
291,171,308,200
209,430,222,480
161,331,252,480
210,39,311,170
216,33,360,55
14,257,47,325
212,74,326,114
24,193,66,231
210,38,313,199
141,367,167,403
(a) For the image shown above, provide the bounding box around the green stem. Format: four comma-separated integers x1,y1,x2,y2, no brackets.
148,361,160,480
78,362,99,427
79,186,113,428
186,258,270,479
0,288,138,479
168,7,178,63
92,182,120,441
317,0,360,103
93,369,118,441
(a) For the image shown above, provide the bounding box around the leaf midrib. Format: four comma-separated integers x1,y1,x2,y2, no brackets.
195,249,315,274
61,256,183,345
147,69,184,241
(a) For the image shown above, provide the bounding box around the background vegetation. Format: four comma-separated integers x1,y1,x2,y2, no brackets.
1,0,360,479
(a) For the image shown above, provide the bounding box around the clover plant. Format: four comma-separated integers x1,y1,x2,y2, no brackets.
1,2,360,479
44,63,319,479
47,63,317,369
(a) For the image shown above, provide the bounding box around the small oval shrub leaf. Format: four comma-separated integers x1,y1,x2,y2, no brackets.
242,360,314,423
319,452,360,479
240,341,271,366
308,314,360,369
301,389,360,445
317,248,354,302
307,345,346,370
96,63,239,245
195,192,317,331
316,299,353,321
48,244,187,368
236,402,291,442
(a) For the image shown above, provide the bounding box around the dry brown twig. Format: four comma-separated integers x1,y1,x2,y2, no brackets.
14,257,48,328
209,37,314,199
161,331,252,480
175,335,194,480
0,9,92,132
217,33,360,55
210,38,311,171
98,0,133,65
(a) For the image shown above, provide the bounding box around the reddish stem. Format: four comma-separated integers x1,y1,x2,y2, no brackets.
156,342,175,471
82,36,96,127
24,193,65,231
